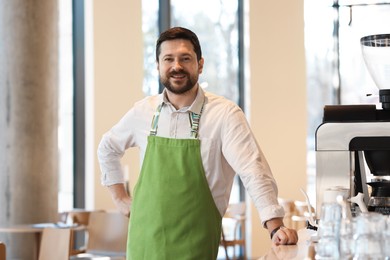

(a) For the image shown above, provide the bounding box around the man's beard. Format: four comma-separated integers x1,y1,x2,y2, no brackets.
160,70,199,95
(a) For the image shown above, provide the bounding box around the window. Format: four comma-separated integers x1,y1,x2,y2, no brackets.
58,0,88,211
58,0,74,211
304,0,390,198
141,0,245,203
142,1,160,96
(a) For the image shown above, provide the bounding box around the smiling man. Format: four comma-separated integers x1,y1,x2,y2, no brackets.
97,27,298,260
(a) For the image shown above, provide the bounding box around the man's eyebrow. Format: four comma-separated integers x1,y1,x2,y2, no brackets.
161,54,173,59
162,53,193,58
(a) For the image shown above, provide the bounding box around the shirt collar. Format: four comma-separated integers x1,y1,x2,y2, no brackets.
160,85,205,115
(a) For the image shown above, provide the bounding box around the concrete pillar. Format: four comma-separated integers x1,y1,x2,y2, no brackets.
0,0,59,259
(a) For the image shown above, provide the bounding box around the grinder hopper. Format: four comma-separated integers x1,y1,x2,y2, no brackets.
361,34,390,109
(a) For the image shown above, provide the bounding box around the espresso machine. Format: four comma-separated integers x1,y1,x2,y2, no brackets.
315,34,390,217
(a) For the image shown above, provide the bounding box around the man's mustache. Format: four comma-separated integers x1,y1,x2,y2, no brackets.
169,70,188,76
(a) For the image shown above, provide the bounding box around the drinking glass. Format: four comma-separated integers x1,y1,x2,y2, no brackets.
384,216,390,258
318,203,342,237
339,218,355,259
353,212,386,259
316,202,342,259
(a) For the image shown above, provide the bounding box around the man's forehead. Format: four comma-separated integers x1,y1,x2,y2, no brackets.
160,39,195,53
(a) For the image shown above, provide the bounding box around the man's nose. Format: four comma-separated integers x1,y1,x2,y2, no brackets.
172,60,183,70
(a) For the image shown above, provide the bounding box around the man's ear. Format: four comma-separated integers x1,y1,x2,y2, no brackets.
198,58,204,74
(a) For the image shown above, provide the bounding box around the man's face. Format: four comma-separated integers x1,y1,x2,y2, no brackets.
157,39,204,94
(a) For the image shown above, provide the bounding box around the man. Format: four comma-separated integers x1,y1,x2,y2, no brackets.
98,27,298,259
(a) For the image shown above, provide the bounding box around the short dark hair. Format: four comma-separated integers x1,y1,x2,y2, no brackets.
156,27,202,62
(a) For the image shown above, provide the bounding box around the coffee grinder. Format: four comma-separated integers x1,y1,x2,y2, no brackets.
315,34,390,217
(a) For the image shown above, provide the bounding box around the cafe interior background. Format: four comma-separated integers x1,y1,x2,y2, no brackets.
1,0,389,259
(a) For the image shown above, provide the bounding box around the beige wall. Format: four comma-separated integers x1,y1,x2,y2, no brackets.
247,0,307,257
93,0,143,210
92,0,306,258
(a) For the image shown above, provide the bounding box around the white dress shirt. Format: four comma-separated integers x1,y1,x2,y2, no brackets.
97,86,284,225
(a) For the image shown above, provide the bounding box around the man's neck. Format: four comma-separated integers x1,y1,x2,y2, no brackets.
165,84,199,110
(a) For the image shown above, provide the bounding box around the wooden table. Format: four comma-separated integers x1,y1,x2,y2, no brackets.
0,222,84,233
0,223,85,259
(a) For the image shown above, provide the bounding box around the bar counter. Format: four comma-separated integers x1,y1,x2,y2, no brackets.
258,228,317,260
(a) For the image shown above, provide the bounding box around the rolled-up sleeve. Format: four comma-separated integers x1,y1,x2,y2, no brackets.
97,107,139,186
221,105,285,226
97,131,127,186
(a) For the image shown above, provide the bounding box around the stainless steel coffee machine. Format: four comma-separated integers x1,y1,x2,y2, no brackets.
315,34,390,217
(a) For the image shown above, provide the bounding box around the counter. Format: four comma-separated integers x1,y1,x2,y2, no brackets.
258,228,317,260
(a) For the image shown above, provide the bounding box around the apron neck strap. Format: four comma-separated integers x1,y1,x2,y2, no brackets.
149,103,164,136
189,104,204,138
149,102,205,138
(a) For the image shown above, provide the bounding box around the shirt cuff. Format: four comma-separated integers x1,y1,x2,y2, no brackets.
259,204,285,227
101,171,125,186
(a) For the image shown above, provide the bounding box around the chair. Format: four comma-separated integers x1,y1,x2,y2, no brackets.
62,209,105,226
220,202,246,260
0,242,5,260
38,228,72,260
70,211,128,259
60,209,105,255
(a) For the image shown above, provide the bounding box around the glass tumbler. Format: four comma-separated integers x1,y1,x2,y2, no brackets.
339,218,355,259
353,212,386,259
316,202,342,259
384,216,390,258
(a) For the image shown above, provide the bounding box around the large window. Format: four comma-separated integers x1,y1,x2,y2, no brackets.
142,1,160,96
304,0,390,197
141,0,245,203
58,0,74,212
58,0,89,211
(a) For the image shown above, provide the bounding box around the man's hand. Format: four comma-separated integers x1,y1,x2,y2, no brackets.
271,226,298,245
266,218,298,245
108,183,132,217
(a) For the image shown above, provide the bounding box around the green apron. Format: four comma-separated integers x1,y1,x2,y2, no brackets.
127,103,222,260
